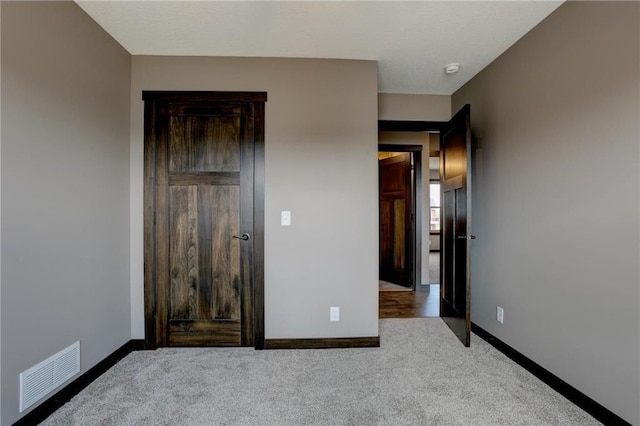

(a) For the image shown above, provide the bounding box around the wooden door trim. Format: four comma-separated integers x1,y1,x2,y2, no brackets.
252,101,266,350
142,91,267,103
377,144,422,289
379,121,446,133
378,143,422,152
143,98,157,348
264,336,380,350
143,91,266,350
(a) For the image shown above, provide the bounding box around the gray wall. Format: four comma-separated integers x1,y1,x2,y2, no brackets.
1,2,131,424
1,4,4,421
130,56,379,339
378,93,451,122
452,2,639,424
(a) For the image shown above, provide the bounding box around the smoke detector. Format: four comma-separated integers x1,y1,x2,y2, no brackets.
444,63,460,74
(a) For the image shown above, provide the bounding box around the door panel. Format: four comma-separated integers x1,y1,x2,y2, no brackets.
144,91,266,348
454,187,467,315
379,153,413,287
442,130,466,180
169,185,199,320
442,190,454,305
169,114,241,172
440,104,472,347
393,199,406,270
166,106,244,347
168,184,242,323
169,319,239,346
210,186,241,320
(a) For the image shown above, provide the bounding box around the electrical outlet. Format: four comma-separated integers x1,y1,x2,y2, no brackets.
497,306,504,324
330,307,340,322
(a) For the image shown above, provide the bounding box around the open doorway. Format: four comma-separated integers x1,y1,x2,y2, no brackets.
429,154,441,288
378,134,440,318
378,147,420,292
378,108,473,346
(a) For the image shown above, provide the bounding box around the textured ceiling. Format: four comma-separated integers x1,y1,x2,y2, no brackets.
76,1,563,95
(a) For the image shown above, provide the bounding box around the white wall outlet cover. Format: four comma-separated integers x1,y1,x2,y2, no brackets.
281,210,291,226
496,306,504,324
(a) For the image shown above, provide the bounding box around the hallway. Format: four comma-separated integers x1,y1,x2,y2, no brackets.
379,252,440,318
379,284,440,318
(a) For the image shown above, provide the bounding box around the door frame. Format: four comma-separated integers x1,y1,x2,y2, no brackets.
379,120,446,291
143,91,266,350
378,144,421,289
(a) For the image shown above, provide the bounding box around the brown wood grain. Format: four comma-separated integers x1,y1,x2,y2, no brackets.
264,337,380,349
239,103,256,347
168,319,240,346
144,91,265,348
440,104,472,347
143,100,157,348
379,285,440,318
168,172,240,186
380,200,390,264
379,153,413,288
443,131,466,180
169,116,241,172
169,186,199,319
143,91,267,103
211,186,241,320
378,144,423,292
252,102,266,350
197,185,213,320
393,198,405,270
155,105,170,347
442,190,454,307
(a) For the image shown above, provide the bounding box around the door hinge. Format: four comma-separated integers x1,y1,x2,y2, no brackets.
153,211,156,225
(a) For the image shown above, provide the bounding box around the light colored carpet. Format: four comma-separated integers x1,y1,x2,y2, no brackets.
42,319,599,425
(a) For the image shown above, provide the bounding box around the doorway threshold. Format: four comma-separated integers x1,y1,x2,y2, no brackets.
379,280,412,292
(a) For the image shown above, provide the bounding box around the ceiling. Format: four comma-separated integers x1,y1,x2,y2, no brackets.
76,1,563,95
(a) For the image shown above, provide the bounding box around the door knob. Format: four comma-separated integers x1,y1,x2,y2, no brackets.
233,233,251,241
455,235,476,240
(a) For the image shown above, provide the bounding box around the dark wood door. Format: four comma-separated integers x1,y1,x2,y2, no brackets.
143,91,266,348
440,104,472,347
379,153,414,288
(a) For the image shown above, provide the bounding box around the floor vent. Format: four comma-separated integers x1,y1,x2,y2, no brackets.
19,341,80,412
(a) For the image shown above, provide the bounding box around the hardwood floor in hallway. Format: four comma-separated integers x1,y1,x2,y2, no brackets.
379,284,440,318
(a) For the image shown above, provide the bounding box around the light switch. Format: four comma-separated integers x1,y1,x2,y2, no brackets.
281,211,291,226
330,307,340,322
